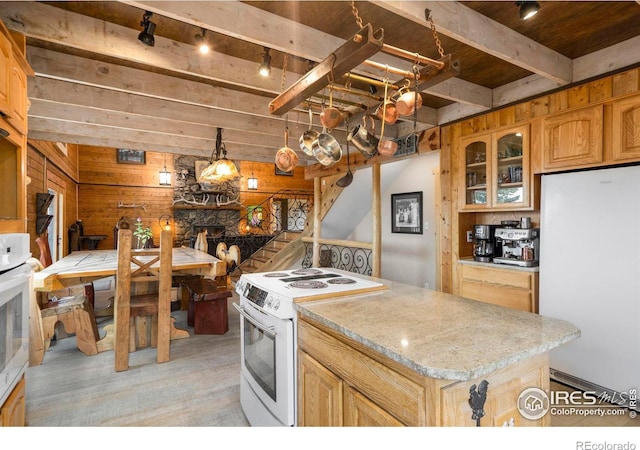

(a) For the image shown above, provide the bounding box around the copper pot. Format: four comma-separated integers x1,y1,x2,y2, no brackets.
395,90,423,116
275,130,299,172
375,101,398,124
377,138,398,156
320,106,343,130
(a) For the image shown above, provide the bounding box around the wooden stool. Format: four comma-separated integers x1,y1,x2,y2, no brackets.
39,295,99,360
181,278,231,335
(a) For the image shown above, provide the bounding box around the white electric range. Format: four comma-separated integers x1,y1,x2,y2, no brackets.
233,268,386,427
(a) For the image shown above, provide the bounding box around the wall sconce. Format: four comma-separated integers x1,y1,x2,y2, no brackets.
159,214,172,231
258,47,271,77
195,28,210,54
248,162,258,190
159,153,171,186
515,1,540,20
138,10,156,46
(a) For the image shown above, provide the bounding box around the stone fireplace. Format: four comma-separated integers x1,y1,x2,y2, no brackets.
172,154,243,247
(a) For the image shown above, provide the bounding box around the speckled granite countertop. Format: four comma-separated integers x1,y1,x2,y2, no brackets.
458,257,540,272
294,272,579,382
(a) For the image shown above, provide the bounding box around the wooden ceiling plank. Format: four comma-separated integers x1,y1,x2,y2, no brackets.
0,2,284,94
372,1,573,85
124,0,489,108
28,98,287,149
29,76,308,140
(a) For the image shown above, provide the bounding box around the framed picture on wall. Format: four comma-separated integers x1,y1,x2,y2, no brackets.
274,165,293,176
117,148,146,164
391,191,423,234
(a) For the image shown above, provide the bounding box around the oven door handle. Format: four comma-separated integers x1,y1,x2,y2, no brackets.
232,302,277,338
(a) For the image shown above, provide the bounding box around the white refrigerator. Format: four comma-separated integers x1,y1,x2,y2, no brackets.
539,164,640,410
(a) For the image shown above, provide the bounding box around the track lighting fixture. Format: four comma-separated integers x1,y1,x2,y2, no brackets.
515,1,540,20
259,47,271,77
138,10,156,46
195,28,210,54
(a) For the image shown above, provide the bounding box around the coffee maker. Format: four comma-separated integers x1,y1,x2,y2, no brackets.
472,224,500,262
493,219,540,267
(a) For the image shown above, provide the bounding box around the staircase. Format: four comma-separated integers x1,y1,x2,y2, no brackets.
230,230,302,281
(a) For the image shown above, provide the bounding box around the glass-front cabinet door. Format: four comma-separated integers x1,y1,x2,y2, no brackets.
459,125,530,211
492,126,529,209
461,134,491,209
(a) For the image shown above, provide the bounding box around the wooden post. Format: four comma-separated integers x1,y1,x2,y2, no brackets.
312,177,321,268
372,163,381,277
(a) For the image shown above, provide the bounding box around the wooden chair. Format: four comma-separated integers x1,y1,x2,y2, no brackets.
29,235,100,366
114,228,172,372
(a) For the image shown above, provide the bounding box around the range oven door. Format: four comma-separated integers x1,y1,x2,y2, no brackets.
0,263,31,406
233,300,295,427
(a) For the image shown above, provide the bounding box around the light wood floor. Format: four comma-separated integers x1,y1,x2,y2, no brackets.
24,292,637,427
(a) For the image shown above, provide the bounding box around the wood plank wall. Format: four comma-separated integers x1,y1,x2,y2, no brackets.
26,141,79,261
25,141,313,257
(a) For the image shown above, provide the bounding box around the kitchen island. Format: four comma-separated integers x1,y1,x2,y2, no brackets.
294,274,580,427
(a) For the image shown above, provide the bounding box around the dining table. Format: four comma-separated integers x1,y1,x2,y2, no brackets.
32,246,228,355
33,246,227,292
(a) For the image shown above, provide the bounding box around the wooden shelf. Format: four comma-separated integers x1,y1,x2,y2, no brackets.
172,205,243,211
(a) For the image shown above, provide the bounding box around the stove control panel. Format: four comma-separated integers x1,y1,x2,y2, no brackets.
236,279,282,313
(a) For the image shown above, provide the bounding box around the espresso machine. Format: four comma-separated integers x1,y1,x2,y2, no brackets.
493,219,540,267
472,224,500,262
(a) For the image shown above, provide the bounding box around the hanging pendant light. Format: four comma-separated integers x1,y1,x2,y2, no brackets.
199,128,240,182
159,153,171,186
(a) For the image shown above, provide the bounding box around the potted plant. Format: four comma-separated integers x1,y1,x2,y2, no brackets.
133,218,153,249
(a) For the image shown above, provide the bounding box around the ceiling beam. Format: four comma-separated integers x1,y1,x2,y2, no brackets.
123,0,492,109
372,1,573,85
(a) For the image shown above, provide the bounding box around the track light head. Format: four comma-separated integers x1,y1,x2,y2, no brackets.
259,48,271,77
515,1,540,20
195,28,210,54
138,10,156,46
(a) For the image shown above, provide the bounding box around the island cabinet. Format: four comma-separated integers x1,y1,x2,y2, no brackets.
458,262,539,313
297,317,549,427
0,375,25,427
460,125,531,212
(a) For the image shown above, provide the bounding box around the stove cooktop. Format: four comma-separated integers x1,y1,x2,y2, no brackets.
235,268,386,319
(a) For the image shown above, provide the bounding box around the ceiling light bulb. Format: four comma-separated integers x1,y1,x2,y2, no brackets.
259,48,271,77
195,29,210,54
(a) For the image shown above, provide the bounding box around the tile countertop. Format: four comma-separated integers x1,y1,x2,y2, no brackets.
293,272,579,382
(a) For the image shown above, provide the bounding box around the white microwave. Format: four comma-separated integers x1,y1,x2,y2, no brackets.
0,234,31,406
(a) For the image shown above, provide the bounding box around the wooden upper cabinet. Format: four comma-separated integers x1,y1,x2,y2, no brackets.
460,125,531,211
611,94,640,161
6,52,28,135
542,104,603,170
0,32,11,116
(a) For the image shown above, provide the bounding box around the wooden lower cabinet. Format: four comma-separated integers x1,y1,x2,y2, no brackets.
297,318,550,427
0,375,26,426
459,263,539,313
298,350,343,426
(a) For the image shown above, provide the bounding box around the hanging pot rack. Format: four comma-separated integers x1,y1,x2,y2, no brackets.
269,23,459,117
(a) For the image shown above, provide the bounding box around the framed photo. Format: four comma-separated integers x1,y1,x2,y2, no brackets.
275,165,293,176
117,148,146,164
391,191,423,234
